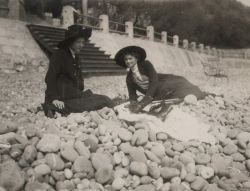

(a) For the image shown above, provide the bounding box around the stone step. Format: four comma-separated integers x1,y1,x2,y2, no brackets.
28,24,65,33
79,59,116,65
34,31,65,37
27,24,125,74
81,68,126,74
79,54,111,60
79,62,119,68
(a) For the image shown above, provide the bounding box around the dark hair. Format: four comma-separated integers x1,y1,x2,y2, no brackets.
124,52,141,61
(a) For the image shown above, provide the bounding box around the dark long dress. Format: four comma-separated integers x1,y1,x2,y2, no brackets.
43,48,113,115
126,60,207,101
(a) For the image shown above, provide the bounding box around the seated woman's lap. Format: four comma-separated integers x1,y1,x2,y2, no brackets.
64,94,114,112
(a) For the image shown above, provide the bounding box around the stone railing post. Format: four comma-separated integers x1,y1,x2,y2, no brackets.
52,18,61,27
183,39,188,49
173,35,179,47
8,0,20,20
205,46,211,55
161,31,167,44
99,14,109,33
244,51,248,59
211,48,217,56
147,26,154,41
125,21,133,38
190,42,196,51
44,12,53,25
82,0,88,24
198,44,204,54
62,5,75,28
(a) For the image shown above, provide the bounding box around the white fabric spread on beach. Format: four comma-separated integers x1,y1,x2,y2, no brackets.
115,103,216,145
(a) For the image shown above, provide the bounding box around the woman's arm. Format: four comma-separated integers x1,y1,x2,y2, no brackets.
45,50,62,102
143,60,158,98
126,73,138,101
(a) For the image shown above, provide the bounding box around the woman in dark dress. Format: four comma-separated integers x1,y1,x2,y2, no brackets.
43,24,114,117
115,46,207,113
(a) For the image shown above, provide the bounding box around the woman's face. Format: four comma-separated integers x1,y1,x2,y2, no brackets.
70,37,85,53
124,54,138,68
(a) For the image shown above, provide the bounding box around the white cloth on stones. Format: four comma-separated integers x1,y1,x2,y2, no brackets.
115,103,216,145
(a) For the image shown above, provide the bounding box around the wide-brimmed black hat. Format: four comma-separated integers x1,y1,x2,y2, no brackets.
58,24,92,48
115,46,146,68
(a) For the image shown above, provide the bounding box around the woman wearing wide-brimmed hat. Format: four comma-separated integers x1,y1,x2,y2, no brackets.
115,46,207,113
43,24,114,117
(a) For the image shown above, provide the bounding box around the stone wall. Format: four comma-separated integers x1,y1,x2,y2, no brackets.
0,18,47,72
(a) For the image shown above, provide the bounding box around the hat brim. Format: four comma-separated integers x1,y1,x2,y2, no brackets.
115,46,146,68
57,28,92,48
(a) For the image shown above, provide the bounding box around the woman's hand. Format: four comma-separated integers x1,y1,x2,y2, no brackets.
52,100,65,110
128,102,142,113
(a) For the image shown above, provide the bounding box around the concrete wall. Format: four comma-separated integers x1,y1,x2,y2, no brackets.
0,18,47,72
90,31,211,84
89,31,250,98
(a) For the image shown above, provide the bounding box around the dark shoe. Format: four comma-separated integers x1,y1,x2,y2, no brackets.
46,109,55,118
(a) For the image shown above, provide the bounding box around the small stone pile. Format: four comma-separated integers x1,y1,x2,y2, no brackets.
0,95,250,191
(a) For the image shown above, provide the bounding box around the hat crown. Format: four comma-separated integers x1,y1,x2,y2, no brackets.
58,24,92,48
65,24,84,38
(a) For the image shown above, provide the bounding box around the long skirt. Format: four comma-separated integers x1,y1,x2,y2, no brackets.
154,74,207,100
43,91,114,116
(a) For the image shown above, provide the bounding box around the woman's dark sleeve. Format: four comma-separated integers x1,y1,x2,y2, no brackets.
45,50,62,102
143,60,158,98
126,73,138,101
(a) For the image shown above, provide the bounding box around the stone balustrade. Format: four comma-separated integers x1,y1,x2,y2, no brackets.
1,1,248,59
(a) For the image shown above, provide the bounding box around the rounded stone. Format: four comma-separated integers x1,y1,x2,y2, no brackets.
118,128,132,142
36,134,61,153
84,137,98,152
227,129,239,139
23,145,37,163
130,161,148,176
119,142,132,154
74,140,90,158
179,153,195,165
237,132,250,143
61,145,79,162
198,166,214,179
73,156,94,174
172,142,185,152
45,153,65,171
34,164,51,176
246,160,250,171
195,153,211,164
129,147,147,163
131,129,148,146
148,164,160,179
160,167,180,180
134,184,155,191
91,153,113,170
95,165,113,184
112,177,125,190
184,94,197,105
223,144,238,155
245,149,250,159
190,177,207,191
232,152,245,162
185,173,196,183
64,168,73,179
151,144,166,159
0,160,25,191
156,133,168,141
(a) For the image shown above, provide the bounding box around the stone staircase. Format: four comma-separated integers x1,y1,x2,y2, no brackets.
27,24,126,74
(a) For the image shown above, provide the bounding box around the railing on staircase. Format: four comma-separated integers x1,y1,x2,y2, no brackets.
74,13,201,53
27,24,126,74
72,12,250,60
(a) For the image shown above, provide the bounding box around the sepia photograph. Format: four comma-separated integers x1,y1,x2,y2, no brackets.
0,0,250,190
